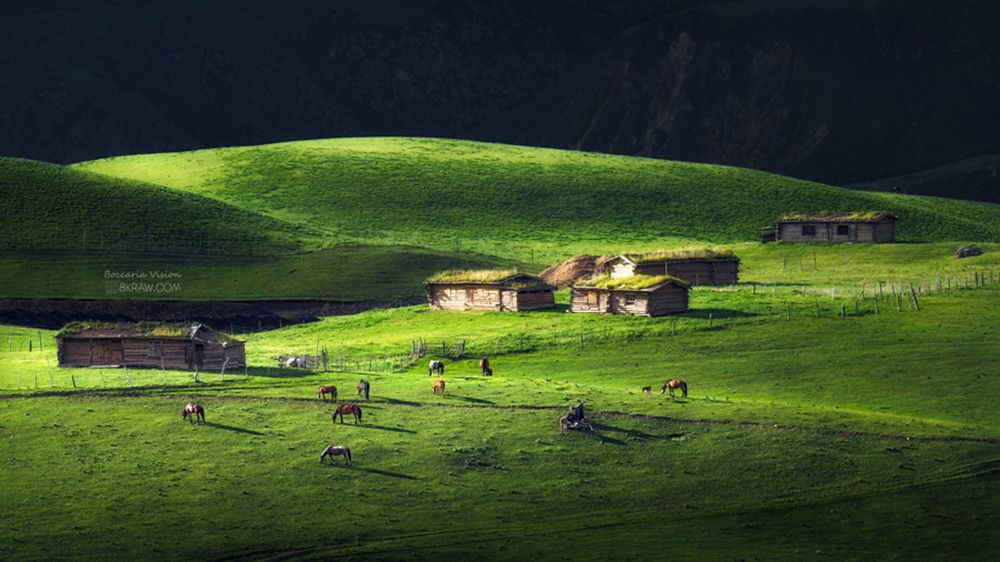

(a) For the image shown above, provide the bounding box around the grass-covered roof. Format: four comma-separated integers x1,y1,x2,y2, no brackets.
56,322,238,343
626,248,737,263
777,211,895,222
575,274,689,290
426,270,540,285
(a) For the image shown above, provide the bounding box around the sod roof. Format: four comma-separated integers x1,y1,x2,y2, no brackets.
425,270,551,289
776,211,895,222
625,248,737,263
574,274,689,290
55,322,239,343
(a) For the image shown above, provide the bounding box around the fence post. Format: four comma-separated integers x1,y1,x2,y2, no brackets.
874,298,879,314
579,334,584,349
909,284,920,311
815,300,821,318
786,305,791,320
708,313,713,330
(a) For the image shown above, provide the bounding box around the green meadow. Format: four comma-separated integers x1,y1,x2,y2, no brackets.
2,137,1000,559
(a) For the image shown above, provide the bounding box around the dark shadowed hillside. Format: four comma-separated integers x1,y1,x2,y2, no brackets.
2,0,999,201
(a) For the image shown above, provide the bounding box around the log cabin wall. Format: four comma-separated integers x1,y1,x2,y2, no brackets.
646,285,689,316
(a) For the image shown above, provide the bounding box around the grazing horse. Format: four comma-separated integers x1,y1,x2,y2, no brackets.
483,367,492,377
479,357,490,375
432,379,445,396
429,360,444,376
319,445,352,465
333,404,362,424
182,403,205,423
317,385,337,400
641,385,651,396
357,379,370,400
661,379,688,398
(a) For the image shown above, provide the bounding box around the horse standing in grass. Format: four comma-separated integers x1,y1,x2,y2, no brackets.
661,380,688,398
479,357,491,375
333,404,362,424
319,445,351,465
317,385,337,400
182,403,205,423
641,385,651,396
429,360,444,376
357,379,370,400
432,379,445,396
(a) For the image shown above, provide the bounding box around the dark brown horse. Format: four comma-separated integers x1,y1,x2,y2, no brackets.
641,385,651,396
432,379,445,396
182,403,205,423
357,379,370,400
661,380,688,398
333,404,362,424
319,445,352,465
479,357,490,375
317,385,337,400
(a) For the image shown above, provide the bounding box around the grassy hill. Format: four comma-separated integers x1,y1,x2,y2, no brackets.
74,138,1000,258
0,157,305,255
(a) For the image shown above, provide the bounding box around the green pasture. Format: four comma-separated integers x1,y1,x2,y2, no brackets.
74,137,1000,257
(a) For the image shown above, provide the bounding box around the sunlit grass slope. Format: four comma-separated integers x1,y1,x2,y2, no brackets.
75,137,1000,249
0,157,305,255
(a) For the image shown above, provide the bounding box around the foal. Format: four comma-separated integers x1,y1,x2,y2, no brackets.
182,403,205,423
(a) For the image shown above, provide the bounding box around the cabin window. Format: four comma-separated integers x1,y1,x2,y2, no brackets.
625,294,636,306
587,291,598,306
836,225,849,236
802,225,816,236
146,342,162,359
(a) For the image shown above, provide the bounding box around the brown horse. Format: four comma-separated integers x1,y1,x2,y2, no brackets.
319,445,352,465
182,403,205,423
317,385,337,400
333,404,362,424
661,380,688,398
641,385,651,396
432,379,445,396
479,357,490,375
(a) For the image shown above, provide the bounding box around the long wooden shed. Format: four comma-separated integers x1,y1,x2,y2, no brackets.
570,274,689,316
56,322,245,370
599,250,740,286
762,212,897,243
425,270,555,311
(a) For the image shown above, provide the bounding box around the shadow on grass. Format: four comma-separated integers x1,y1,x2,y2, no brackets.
204,422,265,435
350,466,418,480
349,424,416,434
384,397,422,407
452,395,494,405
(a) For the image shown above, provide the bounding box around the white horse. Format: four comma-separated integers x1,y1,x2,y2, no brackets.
428,360,444,376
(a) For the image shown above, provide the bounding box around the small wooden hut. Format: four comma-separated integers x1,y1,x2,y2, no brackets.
570,274,689,316
56,322,245,370
425,270,555,311
762,212,897,243
599,250,739,286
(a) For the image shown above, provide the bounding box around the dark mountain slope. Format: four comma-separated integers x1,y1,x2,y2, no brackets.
2,0,999,201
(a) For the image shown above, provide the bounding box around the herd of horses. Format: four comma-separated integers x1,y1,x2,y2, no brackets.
181,357,691,464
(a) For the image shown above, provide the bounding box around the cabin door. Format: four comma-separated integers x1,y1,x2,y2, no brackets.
192,343,204,369
95,340,123,365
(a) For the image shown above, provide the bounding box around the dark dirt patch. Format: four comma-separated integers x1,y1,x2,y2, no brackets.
0,297,422,331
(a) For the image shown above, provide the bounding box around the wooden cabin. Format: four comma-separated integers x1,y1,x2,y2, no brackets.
425,270,555,311
599,252,739,286
762,212,897,243
56,322,245,370
570,275,689,316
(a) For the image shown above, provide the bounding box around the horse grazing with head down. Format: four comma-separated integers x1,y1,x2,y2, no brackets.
333,404,362,424
661,380,688,398
357,379,370,400
317,385,337,400
432,379,445,396
641,385,651,396
429,360,444,376
319,445,352,465
182,403,205,423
